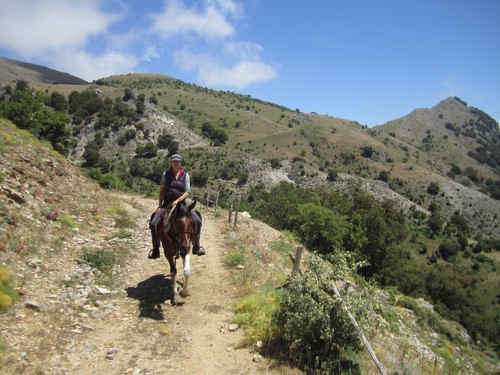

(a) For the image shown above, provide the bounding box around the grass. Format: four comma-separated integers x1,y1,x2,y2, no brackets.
58,214,77,228
233,286,282,346
81,247,121,274
105,205,135,229
223,251,247,267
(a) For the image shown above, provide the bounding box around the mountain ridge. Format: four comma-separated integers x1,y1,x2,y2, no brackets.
1,57,499,369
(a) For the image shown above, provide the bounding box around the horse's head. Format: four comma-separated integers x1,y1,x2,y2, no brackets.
169,201,197,256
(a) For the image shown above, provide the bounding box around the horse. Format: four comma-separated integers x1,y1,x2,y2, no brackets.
158,200,198,305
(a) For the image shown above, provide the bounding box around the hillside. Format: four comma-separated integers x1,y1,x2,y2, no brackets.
0,57,88,85
0,57,499,367
1,120,499,374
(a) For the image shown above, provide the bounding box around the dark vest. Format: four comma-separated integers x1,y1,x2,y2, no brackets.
163,169,187,204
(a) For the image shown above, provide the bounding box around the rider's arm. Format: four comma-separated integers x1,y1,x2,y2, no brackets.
173,173,191,205
158,182,166,206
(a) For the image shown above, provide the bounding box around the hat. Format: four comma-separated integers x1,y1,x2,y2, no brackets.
170,153,182,161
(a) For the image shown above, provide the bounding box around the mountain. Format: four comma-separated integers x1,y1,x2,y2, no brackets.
0,57,88,85
1,57,499,236
1,119,498,374
1,57,499,368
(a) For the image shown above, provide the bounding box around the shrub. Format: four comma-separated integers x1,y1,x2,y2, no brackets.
271,255,363,374
81,247,118,273
0,266,18,312
224,251,247,267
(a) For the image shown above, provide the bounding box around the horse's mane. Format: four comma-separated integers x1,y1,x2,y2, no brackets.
175,203,192,218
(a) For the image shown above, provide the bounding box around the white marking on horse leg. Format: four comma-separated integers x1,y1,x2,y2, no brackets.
179,255,191,297
183,254,191,277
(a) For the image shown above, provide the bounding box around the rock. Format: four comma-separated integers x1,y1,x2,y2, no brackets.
254,341,264,351
252,354,263,363
228,323,239,332
25,301,49,312
95,286,111,295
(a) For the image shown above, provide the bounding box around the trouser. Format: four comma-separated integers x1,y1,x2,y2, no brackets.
149,206,202,250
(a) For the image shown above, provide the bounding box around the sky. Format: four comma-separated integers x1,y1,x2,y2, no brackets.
0,0,498,127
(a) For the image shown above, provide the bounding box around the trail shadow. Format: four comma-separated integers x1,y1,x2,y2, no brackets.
125,274,173,320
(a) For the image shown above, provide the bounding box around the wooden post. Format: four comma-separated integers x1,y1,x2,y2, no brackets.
228,192,233,223
233,195,242,228
215,190,219,208
291,246,303,276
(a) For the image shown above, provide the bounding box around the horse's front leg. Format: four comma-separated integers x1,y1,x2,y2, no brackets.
179,253,191,298
166,254,180,304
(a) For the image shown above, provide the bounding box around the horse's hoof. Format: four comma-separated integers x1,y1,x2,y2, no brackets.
179,289,190,298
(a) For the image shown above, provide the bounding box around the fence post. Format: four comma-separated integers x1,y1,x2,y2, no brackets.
291,246,303,276
228,192,233,223
215,190,219,209
233,195,241,228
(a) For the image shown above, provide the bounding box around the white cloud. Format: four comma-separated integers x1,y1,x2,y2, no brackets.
149,0,235,39
222,41,263,59
0,0,277,86
53,50,138,82
0,0,118,56
141,43,161,62
174,47,277,89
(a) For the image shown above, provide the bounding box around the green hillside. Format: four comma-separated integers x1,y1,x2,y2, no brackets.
0,58,499,361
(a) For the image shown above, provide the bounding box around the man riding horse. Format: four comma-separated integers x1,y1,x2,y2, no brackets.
149,153,205,259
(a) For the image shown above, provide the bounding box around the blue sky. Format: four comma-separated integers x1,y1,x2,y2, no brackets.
0,0,498,126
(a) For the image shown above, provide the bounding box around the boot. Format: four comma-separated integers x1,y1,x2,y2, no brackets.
192,234,205,256
148,229,160,259
148,244,160,259
192,246,205,256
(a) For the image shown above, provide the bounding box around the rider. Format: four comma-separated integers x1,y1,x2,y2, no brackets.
148,153,205,259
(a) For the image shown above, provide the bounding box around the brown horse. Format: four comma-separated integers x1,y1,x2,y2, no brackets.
158,200,197,305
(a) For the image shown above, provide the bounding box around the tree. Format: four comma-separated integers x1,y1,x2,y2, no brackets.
294,203,349,254
361,145,373,158
157,131,173,149
427,211,444,234
427,182,440,195
144,141,158,157
326,169,338,182
49,91,68,112
123,88,133,102
136,93,146,114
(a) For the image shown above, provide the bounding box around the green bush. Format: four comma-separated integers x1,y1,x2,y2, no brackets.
271,256,363,374
81,248,118,273
223,251,247,267
0,266,18,312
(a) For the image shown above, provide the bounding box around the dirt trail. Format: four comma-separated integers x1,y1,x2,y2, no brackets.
73,194,272,375
1,193,276,375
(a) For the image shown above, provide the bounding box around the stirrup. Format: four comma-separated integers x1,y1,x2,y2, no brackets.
192,246,205,256
148,249,160,259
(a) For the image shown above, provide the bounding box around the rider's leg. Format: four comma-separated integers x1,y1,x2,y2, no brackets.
191,210,205,256
148,209,163,259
